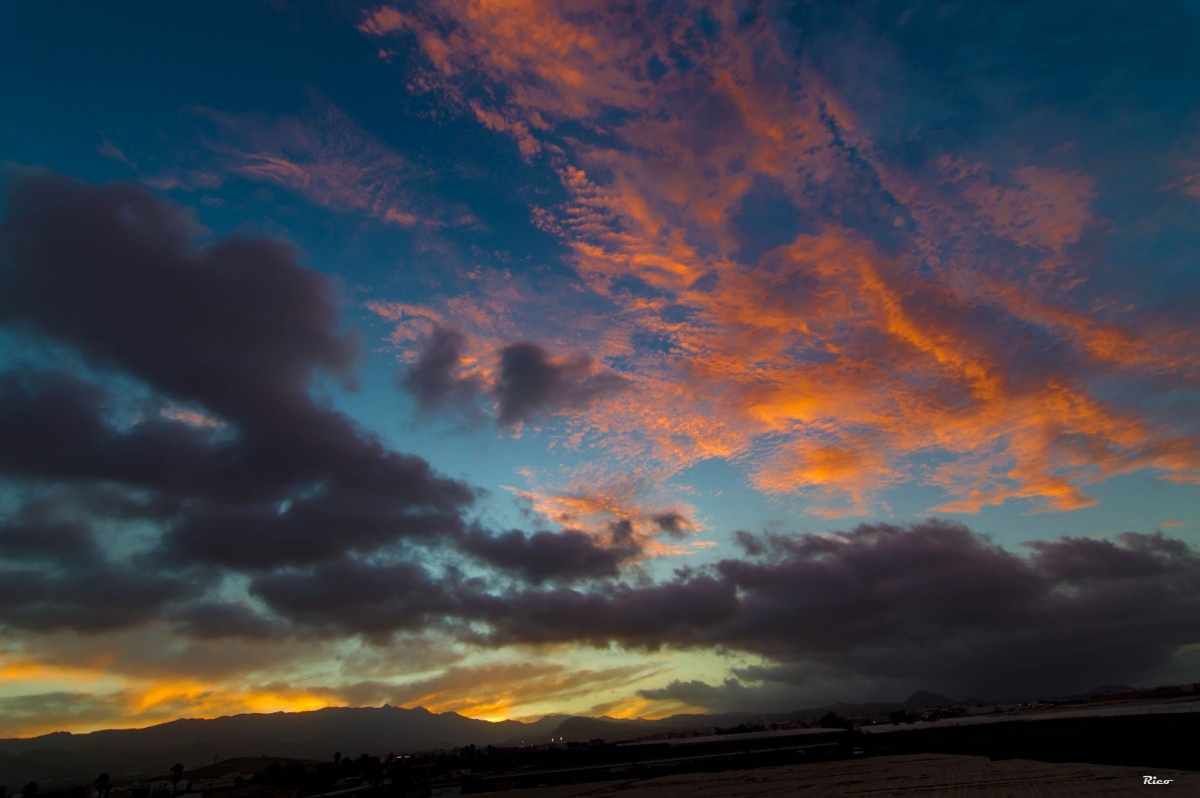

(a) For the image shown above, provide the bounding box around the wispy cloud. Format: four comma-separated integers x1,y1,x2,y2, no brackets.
362,0,1200,516
195,98,435,226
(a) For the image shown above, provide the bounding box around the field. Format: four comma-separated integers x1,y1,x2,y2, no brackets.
517,753,1199,797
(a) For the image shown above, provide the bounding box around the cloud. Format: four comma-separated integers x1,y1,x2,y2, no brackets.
637,678,770,713
0,498,105,568
359,0,1200,517
0,171,669,650
0,171,358,422
707,521,1200,699
650,512,691,539
0,512,204,634
194,98,450,227
163,483,470,571
335,661,658,721
0,660,661,737
392,321,632,430
269,518,1199,702
398,324,485,417
167,601,286,641
0,691,133,737
0,681,340,738
458,526,641,585
478,576,740,650
249,557,472,639
357,6,408,37
0,172,483,633
501,477,703,558
495,341,629,427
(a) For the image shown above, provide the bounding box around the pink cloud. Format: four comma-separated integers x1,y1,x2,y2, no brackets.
195,99,439,227
358,1,1200,516
357,6,408,36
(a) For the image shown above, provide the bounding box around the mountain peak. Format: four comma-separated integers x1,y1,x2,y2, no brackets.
903,690,958,708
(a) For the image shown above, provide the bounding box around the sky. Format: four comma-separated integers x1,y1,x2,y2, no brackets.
0,0,1198,738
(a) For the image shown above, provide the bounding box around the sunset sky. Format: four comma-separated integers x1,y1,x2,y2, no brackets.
1,0,1199,738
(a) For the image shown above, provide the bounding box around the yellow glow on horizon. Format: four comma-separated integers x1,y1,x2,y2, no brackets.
0,658,113,684
0,646,729,737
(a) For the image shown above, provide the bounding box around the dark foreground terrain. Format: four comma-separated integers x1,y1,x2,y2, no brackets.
508,753,1199,797
864,711,1199,771
6,711,1197,797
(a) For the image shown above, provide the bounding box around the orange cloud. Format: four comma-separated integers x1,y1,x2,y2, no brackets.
504,473,709,558
0,674,339,738
386,661,662,722
358,0,1200,517
161,407,226,427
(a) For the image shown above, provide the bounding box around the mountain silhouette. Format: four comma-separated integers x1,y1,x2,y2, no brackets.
0,706,535,785
902,691,959,708
0,689,1038,785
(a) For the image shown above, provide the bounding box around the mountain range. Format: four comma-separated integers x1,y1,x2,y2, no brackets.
0,687,1130,787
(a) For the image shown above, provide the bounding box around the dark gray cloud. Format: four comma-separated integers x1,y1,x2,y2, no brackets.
607,519,634,546
163,484,470,571
0,560,205,634
0,172,496,635
0,172,658,643
478,576,740,649
494,341,629,426
458,526,641,585
650,512,690,538
0,368,239,495
167,601,287,641
0,172,475,575
0,504,103,568
733,529,764,556
0,493,209,634
0,171,355,424
398,330,628,428
398,324,484,416
707,522,1200,699
250,557,475,638
249,520,1200,701
638,678,757,708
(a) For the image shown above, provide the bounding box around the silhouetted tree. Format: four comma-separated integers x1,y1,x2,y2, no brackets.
93,774,109,798
333,752,341,767
169,764,183,798
20,783,37,798
386,759,412,795
818,712,852,729
361,756,382,788
280,764,307,790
